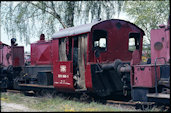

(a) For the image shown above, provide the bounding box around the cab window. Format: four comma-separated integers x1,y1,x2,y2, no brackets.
128,33,140,52
93,30,107,51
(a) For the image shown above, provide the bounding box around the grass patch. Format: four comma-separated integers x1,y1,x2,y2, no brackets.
25,95,125,111
1,92,161,112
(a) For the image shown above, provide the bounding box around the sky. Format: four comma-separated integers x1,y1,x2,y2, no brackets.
0,3,131,53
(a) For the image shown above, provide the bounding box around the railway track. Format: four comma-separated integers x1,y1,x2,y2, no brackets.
106,100,155,110
4,89,170,111
106,100,170,111
5,89,35,96
6,90,21,93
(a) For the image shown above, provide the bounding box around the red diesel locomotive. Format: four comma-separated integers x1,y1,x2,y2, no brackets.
0,39,24,90
21,19,144,96
0,18,170,104
130,17,170,104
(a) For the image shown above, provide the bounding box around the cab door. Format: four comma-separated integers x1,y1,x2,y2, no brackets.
52,38,74,91
73,34,88,90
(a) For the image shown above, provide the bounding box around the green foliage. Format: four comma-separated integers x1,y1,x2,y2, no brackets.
1,1,124,45
1,1,73,45
123,0,170,44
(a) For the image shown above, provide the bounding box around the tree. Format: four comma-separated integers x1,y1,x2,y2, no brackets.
81,1,124,24
123,0,170,44
122,0,170,58
1,1,124,45
1,1,72,45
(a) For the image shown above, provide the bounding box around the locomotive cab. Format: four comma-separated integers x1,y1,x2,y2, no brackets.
17,19,144,97
52,19,145,96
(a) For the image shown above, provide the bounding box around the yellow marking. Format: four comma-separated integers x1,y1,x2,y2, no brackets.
1,97,8,101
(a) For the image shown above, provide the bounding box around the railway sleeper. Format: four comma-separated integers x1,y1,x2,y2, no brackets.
107,100,156,110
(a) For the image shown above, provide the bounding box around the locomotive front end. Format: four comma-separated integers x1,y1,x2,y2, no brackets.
86,19,145,97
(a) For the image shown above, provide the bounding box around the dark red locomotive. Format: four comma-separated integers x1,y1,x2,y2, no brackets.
130,16,170,104
17,19,145,97
0,18,170,105
0,39,24,90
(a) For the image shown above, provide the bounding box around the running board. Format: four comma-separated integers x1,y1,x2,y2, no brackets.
147,93,170,99
18,84,54,90
75,88,87,92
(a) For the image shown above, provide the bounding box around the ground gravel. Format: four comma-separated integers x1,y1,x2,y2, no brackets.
1,102,36,112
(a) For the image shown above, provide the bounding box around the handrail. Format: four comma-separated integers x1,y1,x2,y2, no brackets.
154,57,167,94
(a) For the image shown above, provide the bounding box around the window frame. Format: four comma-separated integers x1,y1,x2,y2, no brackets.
92,29,108,52
128,32,141,52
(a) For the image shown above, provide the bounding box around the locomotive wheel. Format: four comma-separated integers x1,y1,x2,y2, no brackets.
40,89,51,96
33,90,42,96
123,89,128,96
7,65,13,73
13,76,21,90
113,59,122,71
80,93,91,102
0,77,8,90
34,89,57,97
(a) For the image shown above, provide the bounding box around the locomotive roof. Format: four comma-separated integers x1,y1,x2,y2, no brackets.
52,19,144,39
52,20,101,39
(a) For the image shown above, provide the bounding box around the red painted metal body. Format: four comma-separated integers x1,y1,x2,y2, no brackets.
88,20,144,63
150,25,170,64
1,17,169,103
0,42,24,67
26,19,145,95
28,19,144,92
0,42,12,67
131,20,170,88
130,16,170,103
132,65,160,88
12,46,24,67
53,61,74,91
50,19,144,92
31,40,52,65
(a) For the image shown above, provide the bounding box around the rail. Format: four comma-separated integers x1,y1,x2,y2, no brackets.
154,57,167,94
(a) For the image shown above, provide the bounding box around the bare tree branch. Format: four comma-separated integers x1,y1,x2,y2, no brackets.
28,1,66,28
